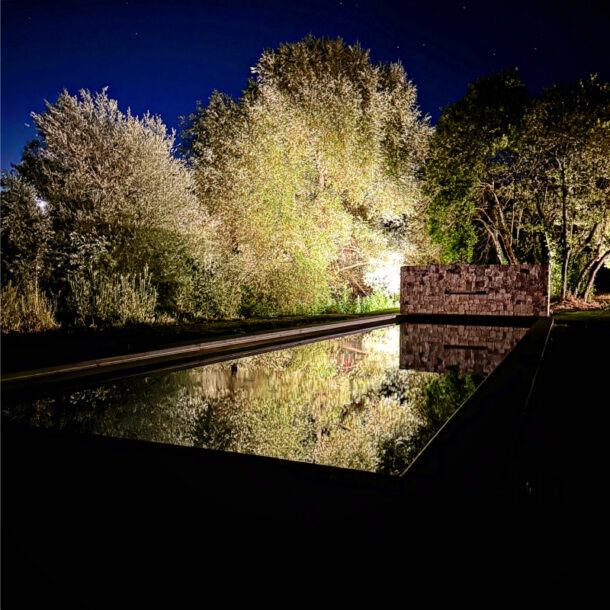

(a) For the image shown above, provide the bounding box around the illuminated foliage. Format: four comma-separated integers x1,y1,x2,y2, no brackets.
184,36,432,316
425,68,530,264
13,88,214,321
517,76,610,299
426,71,610,300
1,171,51,288
2,39,434,328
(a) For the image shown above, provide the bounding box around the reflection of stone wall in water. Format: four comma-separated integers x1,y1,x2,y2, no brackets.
399,323,528,375
400,264,550,316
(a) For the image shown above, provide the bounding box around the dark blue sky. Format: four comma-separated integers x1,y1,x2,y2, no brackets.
2,0,609,169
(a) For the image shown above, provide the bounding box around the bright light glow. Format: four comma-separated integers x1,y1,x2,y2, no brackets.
364,251,403,296
35,197,48,211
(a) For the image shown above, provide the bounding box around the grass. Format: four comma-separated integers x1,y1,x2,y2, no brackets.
552,309,610,323
551,292,610,324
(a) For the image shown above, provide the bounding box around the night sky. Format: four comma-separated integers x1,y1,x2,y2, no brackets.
2,0,608,170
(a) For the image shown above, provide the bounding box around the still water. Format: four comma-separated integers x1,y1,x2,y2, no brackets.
2,323,528,475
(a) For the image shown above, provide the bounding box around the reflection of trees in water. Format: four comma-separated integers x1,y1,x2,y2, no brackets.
379,372,477,475
4,327,478,474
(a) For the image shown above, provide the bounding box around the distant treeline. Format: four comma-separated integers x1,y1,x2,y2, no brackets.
1,35,608,332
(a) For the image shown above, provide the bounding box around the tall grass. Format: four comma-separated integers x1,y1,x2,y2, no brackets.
1,281,57,333
69,266,158,326
320,289,399,315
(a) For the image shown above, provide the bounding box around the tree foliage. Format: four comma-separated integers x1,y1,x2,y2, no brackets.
184,36,432,316
517,76,610,299
1,171,51,287
425,68,530,264
426,70,610,300
5,39,607,333
11,88,212,321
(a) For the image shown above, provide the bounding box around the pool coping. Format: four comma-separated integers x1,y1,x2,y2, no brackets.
1,313,542,398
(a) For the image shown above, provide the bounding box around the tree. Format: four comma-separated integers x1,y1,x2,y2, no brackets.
517,76,610,299
15,88,213,320
183,36,432,316
0,171,57,332
425,68,531,264
1,171,51,289
426,71,610,300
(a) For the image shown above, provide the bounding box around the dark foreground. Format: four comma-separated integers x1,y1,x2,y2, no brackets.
2,313,609,608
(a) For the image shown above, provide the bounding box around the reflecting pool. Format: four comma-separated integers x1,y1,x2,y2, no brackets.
2,323,528,475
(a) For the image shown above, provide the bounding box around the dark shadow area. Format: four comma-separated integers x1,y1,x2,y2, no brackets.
594,266,610,293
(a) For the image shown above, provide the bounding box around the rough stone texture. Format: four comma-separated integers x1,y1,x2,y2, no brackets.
400,264,550,317
399,323,528,375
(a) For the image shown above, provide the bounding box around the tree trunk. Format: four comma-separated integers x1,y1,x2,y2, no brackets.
481,222,506,264
583,250,610,302
561,248,571,301
560,162,570,300
573,224,605,297
573,257,598,298
315,152,325,192
487,185,518,264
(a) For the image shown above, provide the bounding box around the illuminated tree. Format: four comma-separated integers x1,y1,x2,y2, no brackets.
425,68,530,264
0,172,57,331
1,171,51,288
517,76,610,299
16,88,214,320
184,36,432,315
426,71,610,300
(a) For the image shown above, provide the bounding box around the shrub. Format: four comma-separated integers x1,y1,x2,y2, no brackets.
68,266,157,326
1,281,57,333
315,288,399,315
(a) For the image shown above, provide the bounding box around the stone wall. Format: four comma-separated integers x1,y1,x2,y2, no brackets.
400,264,549,316
399,323,528,375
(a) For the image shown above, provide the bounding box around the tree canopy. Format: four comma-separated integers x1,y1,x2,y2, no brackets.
3,88,215,324
183,35,432,316
2,39,608,334
426,70,610,299
425,68,530,264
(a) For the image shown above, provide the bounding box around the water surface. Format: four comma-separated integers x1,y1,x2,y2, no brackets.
2,323,528,475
